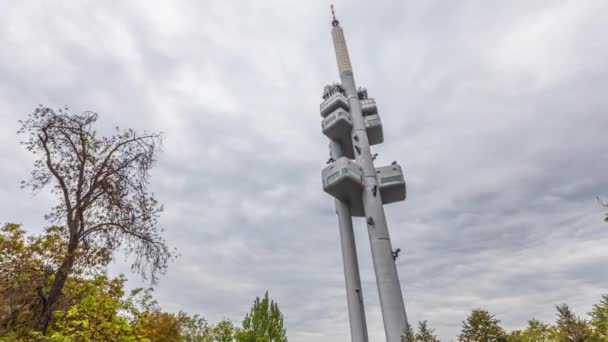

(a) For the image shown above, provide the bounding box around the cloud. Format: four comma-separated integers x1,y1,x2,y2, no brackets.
1,0,608,340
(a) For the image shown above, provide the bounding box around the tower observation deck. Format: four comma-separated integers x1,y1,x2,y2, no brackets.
319,6,408,342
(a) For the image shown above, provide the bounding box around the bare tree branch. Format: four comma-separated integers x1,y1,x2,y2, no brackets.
19,106,171,332
38,129,73,227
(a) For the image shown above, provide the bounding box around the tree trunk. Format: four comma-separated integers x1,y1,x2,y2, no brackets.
35,232,79,333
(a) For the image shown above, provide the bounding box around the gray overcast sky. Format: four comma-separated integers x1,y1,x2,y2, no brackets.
1,1,607,341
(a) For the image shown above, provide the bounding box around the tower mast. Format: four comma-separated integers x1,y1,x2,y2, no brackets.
331,139,370,342
320,6,408,341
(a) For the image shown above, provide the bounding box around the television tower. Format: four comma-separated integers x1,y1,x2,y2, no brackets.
320,6,408,342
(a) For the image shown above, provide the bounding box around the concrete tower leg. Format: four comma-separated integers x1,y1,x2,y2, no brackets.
341,71,408,341
330,141,369,342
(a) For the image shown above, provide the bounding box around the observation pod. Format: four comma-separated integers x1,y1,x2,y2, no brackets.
322,109,355,159
322,108,353,142
375,164,407,204
321,92,350,118
320,99,383,156
364,114,383,145
360,98,378,116
322,157,365,216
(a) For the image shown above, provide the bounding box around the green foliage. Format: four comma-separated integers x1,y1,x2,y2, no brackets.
553,304,593,342
0,223,40,335
237,291,287,342
177,312,214,342
137,311,181,342
0,223,241,341
8,222,608,342
401,321,440,342
45,275,146,342
214,319,238,342
0,273,148,342
416,321,440,342
0,223,110,336
458,309,507,342
507,319,551,342
590,295,608,340
402,322,416,342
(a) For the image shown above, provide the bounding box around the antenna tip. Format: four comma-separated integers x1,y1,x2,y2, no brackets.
330,4,339,27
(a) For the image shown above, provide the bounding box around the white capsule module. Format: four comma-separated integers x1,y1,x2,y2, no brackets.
320,92,350,118
364,114,383,145
322,157,365,216
321,107,382,157
322,108,355,159
322,108,353,142
375,164,407,204
360,98,378,116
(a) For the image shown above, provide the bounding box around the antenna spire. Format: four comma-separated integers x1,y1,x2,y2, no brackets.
331,4,339,27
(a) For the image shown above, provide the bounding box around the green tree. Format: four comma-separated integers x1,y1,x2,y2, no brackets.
552,304,593,342
236,291,287,342
137,312,181,342
18,106,170,333
590,295,608,340
0,222,51,335
1,224,230,342
0,272,155,342
177,312,214,342
44,275,146,342
507,330,524,342
507,319,551,342
214,319,237,342
458,309,507,342
416,320,440,342
126,287,182,342
0,223,109,337
402,322,415,342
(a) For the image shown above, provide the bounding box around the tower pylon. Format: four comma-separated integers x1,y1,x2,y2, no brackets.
320,7,408,342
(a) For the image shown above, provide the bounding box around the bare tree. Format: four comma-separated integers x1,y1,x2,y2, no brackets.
18,106,171,333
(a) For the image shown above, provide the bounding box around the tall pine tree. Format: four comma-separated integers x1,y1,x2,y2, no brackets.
553,304,592,342
590,295,608,340
416,321,440,342
237,291,287,342
401,322,415,342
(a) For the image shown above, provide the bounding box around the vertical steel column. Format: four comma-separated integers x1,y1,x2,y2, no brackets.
330,141,369,342
331,20,408,342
